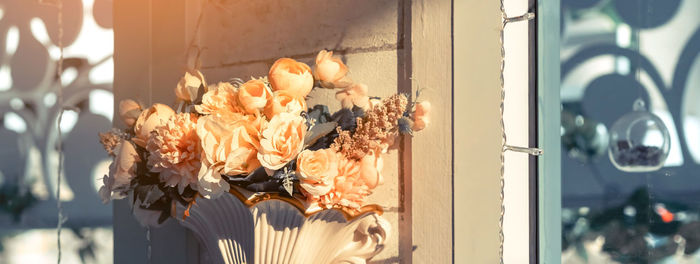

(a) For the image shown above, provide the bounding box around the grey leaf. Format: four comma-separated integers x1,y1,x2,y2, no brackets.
304,121,338,148
134,185,164,207
282,175,294,196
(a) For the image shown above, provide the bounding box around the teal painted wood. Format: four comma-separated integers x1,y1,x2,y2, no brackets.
537,0,562,263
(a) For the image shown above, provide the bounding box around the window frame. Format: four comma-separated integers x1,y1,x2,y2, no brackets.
535,0,562,263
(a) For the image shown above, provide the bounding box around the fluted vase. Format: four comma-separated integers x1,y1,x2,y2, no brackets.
175,189,390,264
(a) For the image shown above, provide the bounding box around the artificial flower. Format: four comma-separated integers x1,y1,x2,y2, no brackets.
238,79,273,114
99,130,124,156
146,113,201,193
196,115,262,198
263,90,307,119
175,70,206,102
296,149,339,197
246,112,268,138
97,49,432,219
221,122,262,175
359,149,383,189
118,99,142,127
133,103,175,147
268,58,314,98
99,140,140,203
332,94,408,160
196,162,229,199
316,156,371,209
335,83,370,109
413,101,431,131
378,131,398,153
257,112,307,170
313,50,352,88
195,82,242,115
98,174,116,204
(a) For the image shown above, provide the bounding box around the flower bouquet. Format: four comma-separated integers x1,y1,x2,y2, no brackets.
99,50,430,263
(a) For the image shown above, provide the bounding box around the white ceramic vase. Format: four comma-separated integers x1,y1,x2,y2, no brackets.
175,191,390,264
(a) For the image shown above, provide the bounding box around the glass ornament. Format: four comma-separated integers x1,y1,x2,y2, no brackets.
608,99,670,172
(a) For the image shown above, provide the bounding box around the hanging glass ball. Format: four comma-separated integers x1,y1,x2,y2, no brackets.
608,99,671,172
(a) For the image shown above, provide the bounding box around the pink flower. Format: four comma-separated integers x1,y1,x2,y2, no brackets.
313,50,352,88
146,113,201,193
335,83,370,109
412,101,431,131
296,149,339,197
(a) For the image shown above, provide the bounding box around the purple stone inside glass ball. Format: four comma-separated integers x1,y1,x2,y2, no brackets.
614,140,663,167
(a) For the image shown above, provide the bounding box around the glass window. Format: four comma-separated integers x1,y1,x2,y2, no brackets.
559,0,700,262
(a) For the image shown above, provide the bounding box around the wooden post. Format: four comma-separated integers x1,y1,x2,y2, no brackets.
453,0,503,262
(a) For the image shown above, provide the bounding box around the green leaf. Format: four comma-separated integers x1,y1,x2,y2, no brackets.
304,121,338,148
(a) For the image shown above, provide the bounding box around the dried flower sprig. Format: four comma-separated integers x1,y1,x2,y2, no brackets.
99,129,129,156
331,94,407,160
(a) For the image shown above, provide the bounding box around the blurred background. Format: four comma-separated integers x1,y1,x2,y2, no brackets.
560,0,700,263
0,0,113,263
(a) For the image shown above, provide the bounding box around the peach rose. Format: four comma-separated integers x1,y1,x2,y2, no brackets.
99,140,140,203
268,58,314,98
263,90,307,119
297,149,339,197
195,82,243,115
246,113,268,138
257,112,307,170
146,113,201,193
313,50,352,88
118,99,142,127
413,101,431,131
238,79,273,114
336,83,370,109
221,122,262,175
133,103,175,147
175,70,206,102
196,115,262,198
